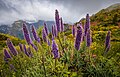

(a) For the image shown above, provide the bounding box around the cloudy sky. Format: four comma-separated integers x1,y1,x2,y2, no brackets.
0,0,120,25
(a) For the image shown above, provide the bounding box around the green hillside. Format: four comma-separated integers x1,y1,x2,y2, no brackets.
91,3,120,26
0,33,25,50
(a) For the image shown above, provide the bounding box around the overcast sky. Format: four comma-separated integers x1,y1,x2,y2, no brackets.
0,0,120,25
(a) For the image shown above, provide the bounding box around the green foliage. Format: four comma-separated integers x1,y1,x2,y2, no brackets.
0,33,25,50
90,7,120,26
0,29,120,77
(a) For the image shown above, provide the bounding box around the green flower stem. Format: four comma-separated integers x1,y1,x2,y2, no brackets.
58,33,65,53
76,50,79,76
55,59,57,69
42,55,47,77
38,44,47,77
88,47,95,68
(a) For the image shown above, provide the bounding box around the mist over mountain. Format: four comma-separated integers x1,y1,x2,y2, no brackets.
0,20,55,39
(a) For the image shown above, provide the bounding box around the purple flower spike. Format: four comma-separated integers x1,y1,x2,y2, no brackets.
105,31,111,52
44,22,49,35
74,25,83,50
86,29,91,47
42,29,47,42
23,45,29,56
31,43,38,51
31,25,40,43
52,39,59,59
23,23,32,44
52,25,54,37
19,43,23,51
54,25,57,37
72,25,75,36
4,49,12,59
60,17,64,32
47,39,50,46
55,9,60,32
84,14,90,36
6,38,18,56
27,47,33,57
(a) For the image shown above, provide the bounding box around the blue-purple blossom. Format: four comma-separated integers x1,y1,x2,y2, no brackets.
31,43,38,51
19,43,23,51
31,25,40,43
72,25,75,36
23,45,29,56
6,38,18,56
42,28,47,42
52,25,54,37
47,39,50,46
4,49,12,59
60,17,64,32
23,23,32,44
52,39,59,59
84,14,90,36
86,29,91,47
27,47,33,57
54,25,57,37
105,31,111,52
74,25,83,50
55,9,60,32
44,22,49,35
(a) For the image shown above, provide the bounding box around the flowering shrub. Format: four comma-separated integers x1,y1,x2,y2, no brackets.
0,10,120,77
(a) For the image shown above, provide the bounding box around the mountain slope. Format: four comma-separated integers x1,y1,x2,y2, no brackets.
0,33,25,50
90,3,120,26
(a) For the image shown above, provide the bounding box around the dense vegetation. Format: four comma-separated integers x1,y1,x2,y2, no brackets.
0,33,25,50
0,8,120,77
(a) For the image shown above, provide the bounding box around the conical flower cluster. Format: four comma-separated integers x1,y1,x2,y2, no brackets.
105,31,111,52
55,9,60,32
52,39,59,59
23,23,32,44
74,24,83,50
6,38,18,56
31,25,40,43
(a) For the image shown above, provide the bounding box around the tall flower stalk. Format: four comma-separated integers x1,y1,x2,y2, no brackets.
60,17,64,32
104,31,111,54
23,23,32,44
72,25,75,37
52,39,59,59
23,23,38,51
86,29,91,47
55,9,60,32
6,38,18,56
23,45,29,57
4,49,12,59
27,47,33,57
4,49,12,62
54,25,57,37
74,24,83,50
52,39,59,69
31,25,40,43
84,14,90,36
42,28,47,42
44,22,49,35
19,43,23,51
52,25,54,37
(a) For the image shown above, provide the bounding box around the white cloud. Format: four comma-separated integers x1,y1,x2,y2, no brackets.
0,0,76,25
0,0,120,25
